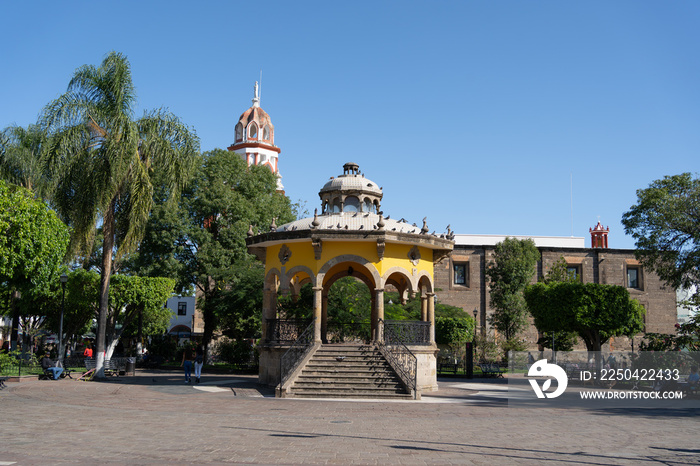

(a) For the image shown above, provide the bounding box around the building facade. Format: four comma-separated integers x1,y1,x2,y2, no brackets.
434,224,677,350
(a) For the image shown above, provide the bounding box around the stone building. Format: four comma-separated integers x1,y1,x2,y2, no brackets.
434,223,677,351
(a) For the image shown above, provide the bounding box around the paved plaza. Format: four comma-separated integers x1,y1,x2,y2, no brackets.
0,370,698,465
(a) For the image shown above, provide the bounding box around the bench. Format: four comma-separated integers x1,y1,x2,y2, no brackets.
479,363,505,378
438,362,459,374
79,359,120,380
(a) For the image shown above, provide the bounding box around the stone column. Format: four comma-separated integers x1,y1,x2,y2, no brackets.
375,288,384,342
321,289,329,343
427,292,435,343
313,286,323,343
420,294,428,321
261,287,278,341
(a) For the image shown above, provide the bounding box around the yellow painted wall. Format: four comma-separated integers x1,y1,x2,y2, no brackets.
264,240,434,282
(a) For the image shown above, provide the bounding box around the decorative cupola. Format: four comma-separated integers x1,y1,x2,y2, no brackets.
318,162,383,215
228,81,283,191
590,221,609,248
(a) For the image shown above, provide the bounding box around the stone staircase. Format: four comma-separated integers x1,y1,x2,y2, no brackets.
287,344,413,399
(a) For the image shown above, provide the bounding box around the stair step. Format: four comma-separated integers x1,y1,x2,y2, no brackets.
285,343,411,399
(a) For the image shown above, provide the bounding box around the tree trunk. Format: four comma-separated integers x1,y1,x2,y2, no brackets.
10,289,20,351
95,200,116,378
201,287,218,364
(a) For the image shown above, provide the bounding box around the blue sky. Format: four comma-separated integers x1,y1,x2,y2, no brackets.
2,1,698,249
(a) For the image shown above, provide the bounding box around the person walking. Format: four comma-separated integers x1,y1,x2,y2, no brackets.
194,345,204,383
181,345,195,383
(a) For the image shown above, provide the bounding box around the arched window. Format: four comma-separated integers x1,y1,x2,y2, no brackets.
344,196,360,213
263,125,271,141
248,122,258,139
363,198,373,213
332,198,341,213
235,123,243,142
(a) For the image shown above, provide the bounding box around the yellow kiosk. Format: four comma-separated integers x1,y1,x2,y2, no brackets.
247,163,454,398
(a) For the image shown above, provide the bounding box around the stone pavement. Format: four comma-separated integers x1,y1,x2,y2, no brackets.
0,370,698,465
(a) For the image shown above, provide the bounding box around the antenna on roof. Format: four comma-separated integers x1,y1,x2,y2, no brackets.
570,173,574,237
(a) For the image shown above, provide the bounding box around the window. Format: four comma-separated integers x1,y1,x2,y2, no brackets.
566,265,582,282
627,267,640,289
235,123,243,141
248,123,258,139
263,125,271,140
453,263,468,286
344,196,360,212
177,302,187,316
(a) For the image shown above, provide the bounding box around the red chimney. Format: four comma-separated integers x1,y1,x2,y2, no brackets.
590,221,609,248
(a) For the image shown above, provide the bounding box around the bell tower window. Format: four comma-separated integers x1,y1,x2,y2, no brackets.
263,125,271,141
235,123,243,142
248,123,258,139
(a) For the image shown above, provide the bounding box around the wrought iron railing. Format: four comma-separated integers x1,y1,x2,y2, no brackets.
265,319,312,344
383,320,430,345
325,321,371,344
376,319,418,399
279,319,316,386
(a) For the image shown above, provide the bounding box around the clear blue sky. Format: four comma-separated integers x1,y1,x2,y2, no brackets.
2,1,698,249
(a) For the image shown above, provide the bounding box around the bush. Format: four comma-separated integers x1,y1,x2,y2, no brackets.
147,334,178,363
212,338,254,365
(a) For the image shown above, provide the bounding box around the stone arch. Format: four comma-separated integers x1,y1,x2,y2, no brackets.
286,264,317,289
318,254,381,289
382,267,415,305
417,272,434,295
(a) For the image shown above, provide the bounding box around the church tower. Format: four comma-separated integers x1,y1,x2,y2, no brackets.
228,82,283,191
590,220,609,248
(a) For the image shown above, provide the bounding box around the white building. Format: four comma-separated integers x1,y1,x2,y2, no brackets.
165,296,197,342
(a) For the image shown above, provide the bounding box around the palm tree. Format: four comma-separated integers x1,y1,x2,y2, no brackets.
0,124,51,198
41,52,199,377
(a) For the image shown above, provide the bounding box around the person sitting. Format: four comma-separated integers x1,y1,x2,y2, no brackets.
41,354,63,380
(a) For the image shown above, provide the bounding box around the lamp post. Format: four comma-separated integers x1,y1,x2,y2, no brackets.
466,308,478,378
59,273,68,363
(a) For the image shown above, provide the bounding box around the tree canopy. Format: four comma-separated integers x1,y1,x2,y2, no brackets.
622,173,700,305
485,237,540,341
129,148,295,354
524,281,645,352
41,51,199,376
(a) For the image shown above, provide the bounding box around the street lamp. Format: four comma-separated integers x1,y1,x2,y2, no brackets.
59,272,68,362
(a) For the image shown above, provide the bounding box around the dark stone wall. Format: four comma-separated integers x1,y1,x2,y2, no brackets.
434,245,677,350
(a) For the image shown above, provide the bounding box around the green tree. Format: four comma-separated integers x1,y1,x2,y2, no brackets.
524,281,645,352
106,275,175,359
0,124,51,198
41,269,100,357
485,237,540,341
536,256,580,351
168,149,294,354
0,181,70,350
41,52,198,377
621,173,700,305
435,316,475,357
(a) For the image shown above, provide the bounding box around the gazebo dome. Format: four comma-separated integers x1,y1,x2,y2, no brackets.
318,162,383,215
